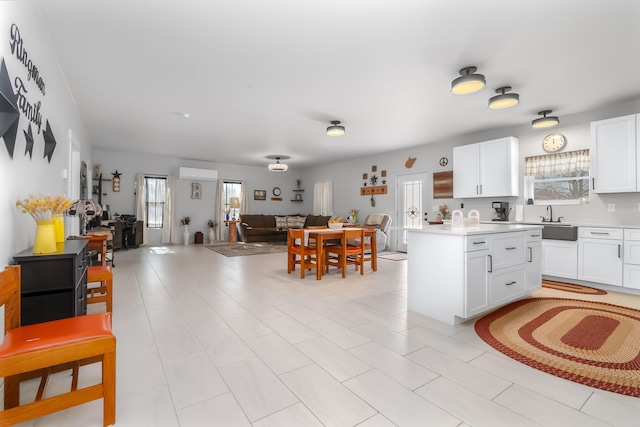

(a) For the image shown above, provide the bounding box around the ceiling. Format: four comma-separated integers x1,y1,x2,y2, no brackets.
36,0,640,169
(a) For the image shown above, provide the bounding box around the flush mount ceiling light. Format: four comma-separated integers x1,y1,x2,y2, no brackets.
488,86,520,110
450,66,486,95
267,155,289,172
326,120,346,136
532,110,560,128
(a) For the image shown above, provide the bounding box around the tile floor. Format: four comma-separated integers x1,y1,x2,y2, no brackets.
9,244,640,426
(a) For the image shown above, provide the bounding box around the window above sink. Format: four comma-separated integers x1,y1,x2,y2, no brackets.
524,149,590,205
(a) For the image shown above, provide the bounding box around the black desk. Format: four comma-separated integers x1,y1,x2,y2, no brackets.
14,240,88,325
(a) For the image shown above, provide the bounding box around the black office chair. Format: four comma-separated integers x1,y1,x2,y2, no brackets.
123,216,139,249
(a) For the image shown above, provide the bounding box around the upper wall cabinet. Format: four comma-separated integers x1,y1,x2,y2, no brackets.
453,137,519,198
591,114,639,193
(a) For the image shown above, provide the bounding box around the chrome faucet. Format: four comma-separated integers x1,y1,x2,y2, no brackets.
546,205,553,222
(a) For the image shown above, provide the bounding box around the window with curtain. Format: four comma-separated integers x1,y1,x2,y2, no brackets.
224,181,242,218
524,149,590,204
145,177,166,228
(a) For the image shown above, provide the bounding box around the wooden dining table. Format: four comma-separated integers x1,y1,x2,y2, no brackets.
306,228,377,280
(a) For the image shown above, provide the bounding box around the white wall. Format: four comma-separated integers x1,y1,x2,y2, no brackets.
303,99,640,250
1,1,93,266
95,98,640,250
93,150,307,244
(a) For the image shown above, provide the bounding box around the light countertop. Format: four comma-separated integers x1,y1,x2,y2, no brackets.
396,223,542,236
482,221,640,229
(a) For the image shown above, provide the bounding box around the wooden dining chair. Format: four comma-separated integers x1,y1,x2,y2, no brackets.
87,265,113,313
75,235,113,313
325,228,365,278
287,228,317,279
356,227,377,271
0,265,116,426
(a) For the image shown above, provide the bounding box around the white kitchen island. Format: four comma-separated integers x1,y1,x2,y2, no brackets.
406,224,543,325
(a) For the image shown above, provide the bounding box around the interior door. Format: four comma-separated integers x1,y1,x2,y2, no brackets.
396,173,431,252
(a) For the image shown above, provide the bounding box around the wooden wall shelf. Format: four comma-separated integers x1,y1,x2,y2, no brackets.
360,185,387,196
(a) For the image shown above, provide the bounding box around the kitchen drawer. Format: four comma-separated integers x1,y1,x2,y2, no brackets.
624,264,640,289
625,240,640,265
465,235,489,252
579,227,623,240
491,265,527,308
490,233,527,270
625,229,640,241
526,229,542,242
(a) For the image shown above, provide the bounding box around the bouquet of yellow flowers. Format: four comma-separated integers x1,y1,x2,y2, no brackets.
16,194,70,222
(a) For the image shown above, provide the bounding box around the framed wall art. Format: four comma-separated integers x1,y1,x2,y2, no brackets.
254,189,266,200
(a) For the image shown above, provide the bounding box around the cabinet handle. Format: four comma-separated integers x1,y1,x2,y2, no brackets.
590,232,609,235
528,247,533,262
592,177,595,189
479,184,483,195
473,241,486,245
506,247,517,250
618,244,621,258
506,281,516,286
476,185,479,195
488,255,492,273
531,234,540,237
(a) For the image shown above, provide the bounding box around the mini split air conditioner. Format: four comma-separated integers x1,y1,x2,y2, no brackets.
178,167,218,181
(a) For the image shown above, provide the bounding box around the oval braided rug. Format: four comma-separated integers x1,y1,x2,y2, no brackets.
475,298,640,397
541,280,607,295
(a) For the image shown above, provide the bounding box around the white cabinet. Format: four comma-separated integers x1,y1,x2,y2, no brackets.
453,136,519,198
464,249,490,317
578,227,623,286
526,229,542,292
407,227,541,325
624,229,640,289
542,240,578,279
591,114,639,193
464,232,528,318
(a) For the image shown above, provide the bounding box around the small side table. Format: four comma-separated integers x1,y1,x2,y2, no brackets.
225,220,240,243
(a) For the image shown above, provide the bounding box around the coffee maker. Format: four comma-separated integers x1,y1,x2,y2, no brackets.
492,201,509,221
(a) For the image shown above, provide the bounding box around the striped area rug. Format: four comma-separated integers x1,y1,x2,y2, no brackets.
542,279,607,295
475,298,640,397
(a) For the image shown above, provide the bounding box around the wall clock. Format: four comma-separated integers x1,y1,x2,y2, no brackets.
542,133,566,153
272,187,281,196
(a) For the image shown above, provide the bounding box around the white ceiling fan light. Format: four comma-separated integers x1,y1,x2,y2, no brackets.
450,66,486,95
326,120,346,136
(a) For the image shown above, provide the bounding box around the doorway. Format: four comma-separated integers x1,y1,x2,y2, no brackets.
396,172,432,252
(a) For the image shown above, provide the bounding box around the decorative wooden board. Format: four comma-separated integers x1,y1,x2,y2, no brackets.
271,197,282,201
360,185,387,196
433,171,453,199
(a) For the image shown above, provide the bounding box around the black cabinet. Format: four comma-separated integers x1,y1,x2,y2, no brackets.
14,239,88,326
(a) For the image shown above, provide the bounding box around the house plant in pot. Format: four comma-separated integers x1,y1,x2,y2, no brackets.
181,216,191,245
208,219,217,243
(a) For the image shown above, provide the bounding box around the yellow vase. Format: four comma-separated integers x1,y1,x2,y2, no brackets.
52,213,65,243
33,220,57,254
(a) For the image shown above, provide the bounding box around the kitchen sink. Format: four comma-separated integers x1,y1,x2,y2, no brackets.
523,222,578,240
541,224,578,241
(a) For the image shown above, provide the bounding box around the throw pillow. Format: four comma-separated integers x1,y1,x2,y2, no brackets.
294,216,307,228
275,216,287,228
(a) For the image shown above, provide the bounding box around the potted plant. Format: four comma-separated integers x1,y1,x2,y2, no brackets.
207,219,217,243
180,216,191,245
